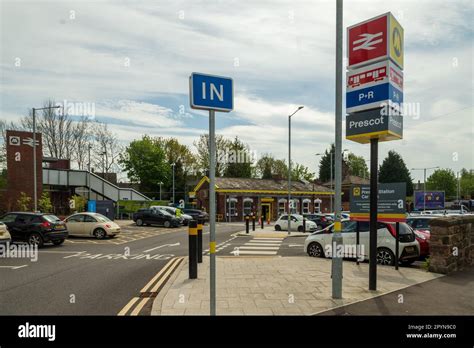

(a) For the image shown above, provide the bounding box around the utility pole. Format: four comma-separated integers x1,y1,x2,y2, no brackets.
171,163,176,204
332,0,343,299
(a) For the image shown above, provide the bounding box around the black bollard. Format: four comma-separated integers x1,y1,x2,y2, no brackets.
245,214,250,234
252,214,256,231
197,219,203,264
188,220,198,279
303,217,306,233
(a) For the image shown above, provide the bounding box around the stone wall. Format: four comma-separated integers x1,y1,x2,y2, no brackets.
429,215,474,274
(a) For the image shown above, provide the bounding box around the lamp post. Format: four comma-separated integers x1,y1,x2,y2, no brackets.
171,163,176,204
101,151,106,198
32,105,62,212
158,181,163,201
411,166,439,211
88,144,92,200
288,106,304,235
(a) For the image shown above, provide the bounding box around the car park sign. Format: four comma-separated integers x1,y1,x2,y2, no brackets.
414,191,445,210
189,72,233,112
346,81,403,113
348,12,404,69
350,183,406,222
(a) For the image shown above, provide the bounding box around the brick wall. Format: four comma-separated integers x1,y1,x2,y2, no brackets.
428,215,474,274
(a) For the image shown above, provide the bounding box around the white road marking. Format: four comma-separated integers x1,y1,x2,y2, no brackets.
232,250,277,255
38,250,87,254
244,243,282,247
0,265,28,269
239,246,280,250
144,242,180,253
289,244,304,247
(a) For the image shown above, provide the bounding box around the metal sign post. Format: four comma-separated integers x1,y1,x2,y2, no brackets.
369,138,378,290
190,72,233,316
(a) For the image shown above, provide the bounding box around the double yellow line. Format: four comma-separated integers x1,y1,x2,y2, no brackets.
117,256,184,316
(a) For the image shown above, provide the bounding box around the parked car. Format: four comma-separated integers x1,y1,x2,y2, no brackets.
64,212,121,239
303,213,332,230
0,212,68,247
274,214,318,232
304,220,419,266
0,222,11,245
406,216,436,259
133,209,180,228
182,209,209,222
150,206,193,225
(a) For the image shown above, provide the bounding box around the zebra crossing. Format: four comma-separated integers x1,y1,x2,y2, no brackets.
230,237,284,256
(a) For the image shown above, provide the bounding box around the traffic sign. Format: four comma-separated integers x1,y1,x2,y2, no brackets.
348,12,404,69
414,191,445,210
346,107,403,144
346,60,403,92
189,72,233,112
350,183,406,222
346,81,403,113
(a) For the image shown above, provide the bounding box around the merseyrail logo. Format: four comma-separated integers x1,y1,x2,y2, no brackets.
353,187,361,197
389,14,404,68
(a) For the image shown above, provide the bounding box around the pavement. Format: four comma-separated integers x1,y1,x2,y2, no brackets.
152,254,443,315
318,265,474,315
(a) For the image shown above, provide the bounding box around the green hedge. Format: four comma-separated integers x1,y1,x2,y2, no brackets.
117,200,168,214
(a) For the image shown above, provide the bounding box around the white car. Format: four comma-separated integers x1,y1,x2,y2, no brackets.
150,206,193,225
274,214,317,232
64,213,121,239
0,222,11,244
304,220,420,265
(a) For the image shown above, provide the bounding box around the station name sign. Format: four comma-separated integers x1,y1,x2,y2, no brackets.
350,182,406,222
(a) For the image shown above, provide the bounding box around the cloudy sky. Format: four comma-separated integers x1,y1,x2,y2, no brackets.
1,0,472,182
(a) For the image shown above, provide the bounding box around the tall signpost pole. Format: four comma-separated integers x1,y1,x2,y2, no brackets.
332,0,343,299
209,109,216,316
190,72,233,316
369,138,378,290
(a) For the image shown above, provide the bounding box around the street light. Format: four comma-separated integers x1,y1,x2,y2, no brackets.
411,166,439,211
288,106,304,235
171,163,176,204
101,151,106,198
88,144,92,200
158,181,163,201
32,105,62,212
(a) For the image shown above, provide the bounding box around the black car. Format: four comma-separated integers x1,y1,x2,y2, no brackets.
303,213,332,229
133,209,180,228
182,209,208,222
0,212,68,247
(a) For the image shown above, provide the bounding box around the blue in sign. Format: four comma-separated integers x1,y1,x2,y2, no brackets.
346,82,403,113
190,73,233,112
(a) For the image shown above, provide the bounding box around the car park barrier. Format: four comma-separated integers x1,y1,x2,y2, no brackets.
188,220,198,279
197,219,204,264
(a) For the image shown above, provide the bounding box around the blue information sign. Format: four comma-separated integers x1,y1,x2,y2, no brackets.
346,82,403,113
190,73,233,112
87,200,97,213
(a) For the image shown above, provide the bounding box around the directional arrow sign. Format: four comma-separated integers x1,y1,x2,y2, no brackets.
0,265,28,269
144,243,180,253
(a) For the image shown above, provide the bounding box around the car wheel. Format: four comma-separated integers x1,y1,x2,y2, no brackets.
136,219,144,226
297,226,304,232
164,221,171,228
376,248,395,266
94,228,107,240
28,233,44,248
275,225,281,231
307,242,325,258
52,239,64,246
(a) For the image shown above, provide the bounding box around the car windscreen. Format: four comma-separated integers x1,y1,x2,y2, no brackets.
387,222,413,235
95,215,111,222
43,215,61,223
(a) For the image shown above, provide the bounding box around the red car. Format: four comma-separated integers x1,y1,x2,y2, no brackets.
406,216,435,259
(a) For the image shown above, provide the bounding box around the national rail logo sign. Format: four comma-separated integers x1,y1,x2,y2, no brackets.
348,12,404,69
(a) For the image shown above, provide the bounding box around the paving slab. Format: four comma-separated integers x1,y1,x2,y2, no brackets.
152,255,443,316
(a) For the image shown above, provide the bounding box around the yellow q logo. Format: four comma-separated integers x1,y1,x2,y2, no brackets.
353,187,361,196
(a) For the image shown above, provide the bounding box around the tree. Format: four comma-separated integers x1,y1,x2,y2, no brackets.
459,168,474,198
194,134,230,176
223,137,253,178
426,169,457,197
291,162,315,181
318,144,335,182
378,150,414,196
347,153,369,179
93,122,122,173
71,195,87,212
17,192,32,212
255,155,288,179
119,135,169,194
38,192,53,213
